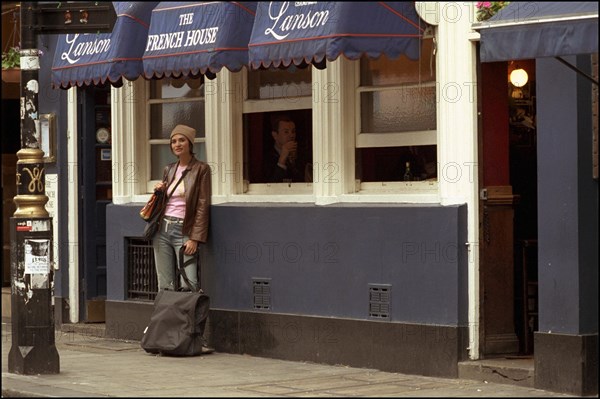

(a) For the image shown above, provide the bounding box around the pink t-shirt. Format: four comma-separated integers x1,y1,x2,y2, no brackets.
164,165,186,219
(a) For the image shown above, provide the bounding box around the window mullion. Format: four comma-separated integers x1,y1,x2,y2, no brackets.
357,80,436,94
242,97,312,114
147,96,204,105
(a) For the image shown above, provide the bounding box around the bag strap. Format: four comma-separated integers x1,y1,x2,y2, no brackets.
156,164,188,220
177,246,202,293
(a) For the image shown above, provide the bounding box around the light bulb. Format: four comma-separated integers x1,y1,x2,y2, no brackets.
510,68,528,87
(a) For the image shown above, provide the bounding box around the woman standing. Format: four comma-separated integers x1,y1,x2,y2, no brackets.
152,124,211,291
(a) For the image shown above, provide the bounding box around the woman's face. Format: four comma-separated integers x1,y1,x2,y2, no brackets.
170,134,191,157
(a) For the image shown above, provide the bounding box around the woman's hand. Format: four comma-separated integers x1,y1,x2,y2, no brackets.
183,239,198,255
154,182,166,192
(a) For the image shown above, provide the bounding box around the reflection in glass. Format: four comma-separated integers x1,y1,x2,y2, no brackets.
360,39,436,86
356,145,437,182
150,77,204,99
247,66,312,100
359,37,436,135
150,102,205,140
361,87,436,133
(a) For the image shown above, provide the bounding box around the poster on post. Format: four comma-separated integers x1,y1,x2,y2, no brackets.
24,238,51,274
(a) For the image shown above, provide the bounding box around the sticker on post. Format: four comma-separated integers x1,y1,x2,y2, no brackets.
31,220,51,232
16,221,32,232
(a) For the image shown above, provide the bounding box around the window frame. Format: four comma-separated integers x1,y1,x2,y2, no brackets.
353,45,439,192
355,81,437,148
240,68,314,196
145,79,206,193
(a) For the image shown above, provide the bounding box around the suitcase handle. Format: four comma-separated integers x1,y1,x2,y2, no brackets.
177,246,202,293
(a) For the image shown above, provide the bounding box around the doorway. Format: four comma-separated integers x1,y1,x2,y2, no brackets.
78,84,112,322
508,60,538,355
479,60,538,357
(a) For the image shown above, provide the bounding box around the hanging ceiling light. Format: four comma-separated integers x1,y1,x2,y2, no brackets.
510,68,528,87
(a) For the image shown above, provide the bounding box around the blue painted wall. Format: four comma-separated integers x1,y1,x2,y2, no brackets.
107,203,468,326
537,55,599,334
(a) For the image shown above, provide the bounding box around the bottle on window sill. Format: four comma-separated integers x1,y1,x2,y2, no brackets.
403,161,413,181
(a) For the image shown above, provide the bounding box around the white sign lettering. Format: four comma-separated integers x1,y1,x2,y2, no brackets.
61,34,111,64
145,26,218,52
265,1,329,41
184,27,219,47
145,31,185,51
179,13,193,25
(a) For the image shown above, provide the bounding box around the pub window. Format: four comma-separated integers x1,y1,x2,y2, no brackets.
244,109,313,184
147,77,205,188
243,66,313,193
356,37,437,188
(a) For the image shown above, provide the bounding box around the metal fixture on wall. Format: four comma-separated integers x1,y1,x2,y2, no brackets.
369,284,391,320
253,278,271,310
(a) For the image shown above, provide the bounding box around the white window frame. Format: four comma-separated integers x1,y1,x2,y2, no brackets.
351,52,439,194
111,78,207,204
145,80,206,193
355,82,437,149
111,80,147,205
238,68,314,198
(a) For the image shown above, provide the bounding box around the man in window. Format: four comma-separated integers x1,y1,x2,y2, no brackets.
264,114,311,183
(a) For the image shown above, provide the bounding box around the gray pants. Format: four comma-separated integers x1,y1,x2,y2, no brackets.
152,217,198,291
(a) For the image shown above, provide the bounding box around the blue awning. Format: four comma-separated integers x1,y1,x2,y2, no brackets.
142,2,257,79
248,2,427,69
51,2,159,89
475,2,598,62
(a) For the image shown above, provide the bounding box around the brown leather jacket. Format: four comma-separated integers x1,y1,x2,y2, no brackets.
162,157,211,243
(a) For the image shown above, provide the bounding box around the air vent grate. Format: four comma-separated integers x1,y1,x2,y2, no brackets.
126,238,158,301
253,278,271,310
369,284,391,320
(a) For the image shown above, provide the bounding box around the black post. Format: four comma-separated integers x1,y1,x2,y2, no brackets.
8,1,59,375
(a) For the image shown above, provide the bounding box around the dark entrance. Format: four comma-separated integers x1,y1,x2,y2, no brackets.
78,84,112,322
508,60,538,355
479,59,538,357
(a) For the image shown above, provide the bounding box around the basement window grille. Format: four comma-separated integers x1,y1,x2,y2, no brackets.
369,284,391,320
253,278,271,310
127,238,158,301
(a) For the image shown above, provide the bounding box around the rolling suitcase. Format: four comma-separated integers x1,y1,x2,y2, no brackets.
141,247,210,356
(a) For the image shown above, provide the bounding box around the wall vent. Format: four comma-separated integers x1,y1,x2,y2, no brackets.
253,278,271,310
126,238,158,301
369,284,391,320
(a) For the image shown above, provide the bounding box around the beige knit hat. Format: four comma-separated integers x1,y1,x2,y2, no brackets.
170,124,196,144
